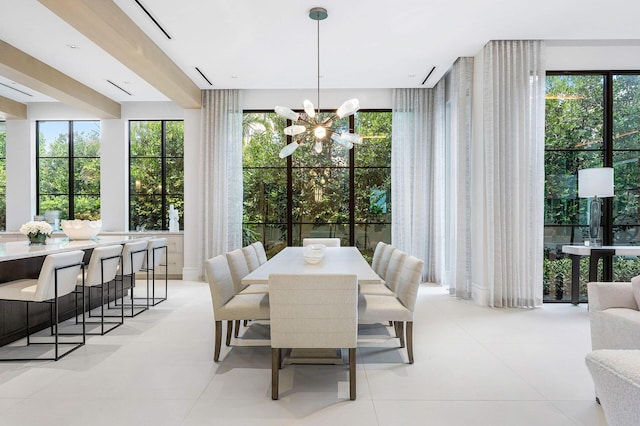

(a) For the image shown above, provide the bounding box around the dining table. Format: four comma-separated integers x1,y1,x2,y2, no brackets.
242,246,382,364
241,246,382,286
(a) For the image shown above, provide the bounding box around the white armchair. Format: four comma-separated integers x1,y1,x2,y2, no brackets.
587,282,640,351
269,273,358,400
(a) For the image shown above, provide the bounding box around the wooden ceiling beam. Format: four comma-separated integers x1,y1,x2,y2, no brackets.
0,95,27,120
38,0,201,109
0,40,121,119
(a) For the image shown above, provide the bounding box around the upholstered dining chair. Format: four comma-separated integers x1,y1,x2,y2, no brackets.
226,248,269,336
359,249,406,297
0,250,86,361
269,273,358,400
251,241,268,265
81,244,123,335
242,245,260,272
302,238,341,247
358,255,424,364
204,255,270,362
370,241,387,274
226,249,268,295
375,244,396,280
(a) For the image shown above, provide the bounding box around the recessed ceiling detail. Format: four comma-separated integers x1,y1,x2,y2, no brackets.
195,67,213,86
134,0,172,40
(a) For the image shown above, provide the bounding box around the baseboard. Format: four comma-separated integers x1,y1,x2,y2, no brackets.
182,266,201,281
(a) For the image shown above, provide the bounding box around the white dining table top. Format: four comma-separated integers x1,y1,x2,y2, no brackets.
562,245,640,256
242,246,382,285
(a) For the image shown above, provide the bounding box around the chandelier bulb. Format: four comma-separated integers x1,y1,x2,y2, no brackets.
303,100,316,118
314,125,327,139
314,141,323,153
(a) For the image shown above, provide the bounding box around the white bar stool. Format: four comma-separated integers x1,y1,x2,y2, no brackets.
0,250,86,361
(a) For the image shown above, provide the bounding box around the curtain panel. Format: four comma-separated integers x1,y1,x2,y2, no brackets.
199,89,243,261
482,40,545,308
445,57,474,299
392,86,445,283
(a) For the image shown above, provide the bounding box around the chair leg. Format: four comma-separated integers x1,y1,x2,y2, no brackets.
272,348,279,400
214,321,222,362
234,320,240,338
397,321,405,348
225,320,233,346
349,347,356,400
406,321,414,364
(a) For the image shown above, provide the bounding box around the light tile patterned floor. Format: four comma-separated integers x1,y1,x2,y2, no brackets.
0,281,606,426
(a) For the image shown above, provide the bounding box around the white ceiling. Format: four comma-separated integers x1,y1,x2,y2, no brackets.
1,0,640,104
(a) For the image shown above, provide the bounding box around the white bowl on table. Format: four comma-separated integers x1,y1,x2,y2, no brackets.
61,219,102,240
303,243,325,264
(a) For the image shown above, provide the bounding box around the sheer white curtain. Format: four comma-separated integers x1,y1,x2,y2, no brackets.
199,90,243,261
444,57,474,299
392,86,445,282
482,40,545,308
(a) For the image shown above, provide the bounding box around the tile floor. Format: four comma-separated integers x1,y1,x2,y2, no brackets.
0,281,607,426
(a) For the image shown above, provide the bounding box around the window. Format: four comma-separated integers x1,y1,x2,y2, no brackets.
129,120,184,231
544,72,640,302
0,121,5,230
242,110,391,260
36,120,101,220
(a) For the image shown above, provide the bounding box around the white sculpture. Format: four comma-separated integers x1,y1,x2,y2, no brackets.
169,204,180,232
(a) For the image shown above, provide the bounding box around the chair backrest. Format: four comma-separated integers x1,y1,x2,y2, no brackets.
144,238,167,269
204,255,236,311
34,250,85,302
385,249,407,292
251,241,268,265
302,238,340,247
242,245,260,272
370,241,387,273
226,249,250,293
377,245,397,279
84,245,123,286
269,273,358,349
121,239,148,275
395,256,424,313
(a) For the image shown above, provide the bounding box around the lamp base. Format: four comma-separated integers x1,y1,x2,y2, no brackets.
589,237,603,247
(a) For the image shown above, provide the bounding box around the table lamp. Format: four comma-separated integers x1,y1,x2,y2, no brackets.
578,167,614,246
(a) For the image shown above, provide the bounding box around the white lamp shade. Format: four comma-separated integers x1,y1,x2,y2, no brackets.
578,167,614,198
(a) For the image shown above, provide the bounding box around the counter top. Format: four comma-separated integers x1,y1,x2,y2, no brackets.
0,235,148,262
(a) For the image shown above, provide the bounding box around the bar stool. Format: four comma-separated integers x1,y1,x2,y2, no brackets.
110,239,149,317
138,238,167,306
0,250,86,361
82,245,123,335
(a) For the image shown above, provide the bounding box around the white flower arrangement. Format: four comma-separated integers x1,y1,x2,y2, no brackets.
20,221,53,238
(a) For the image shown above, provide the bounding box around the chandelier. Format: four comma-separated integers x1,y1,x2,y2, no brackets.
275,7,362,158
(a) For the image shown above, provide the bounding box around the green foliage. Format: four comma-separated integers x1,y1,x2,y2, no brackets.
37,121,100,220
129,121,184,230
242,111,392,255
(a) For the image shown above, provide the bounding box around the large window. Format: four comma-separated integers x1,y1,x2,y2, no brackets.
544,72,640,302
36,120,101,220
129,120,184,231
0,121,5,230
242,110,391,260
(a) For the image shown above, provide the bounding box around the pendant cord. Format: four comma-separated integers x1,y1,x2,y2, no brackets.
317,18,320,116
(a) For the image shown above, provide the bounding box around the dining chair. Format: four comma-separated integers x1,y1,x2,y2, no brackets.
370,241,387,274
359,249,406,296
242,245,260,272
0,250,86,361
376,244,397,279
358,255,424,363
269,273,358,400
81,244,123,335
302,238,340,247
204,255,270,362
251,241,268,265
226,249,268,295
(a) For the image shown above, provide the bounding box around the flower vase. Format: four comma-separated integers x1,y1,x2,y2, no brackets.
28,233,47,245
